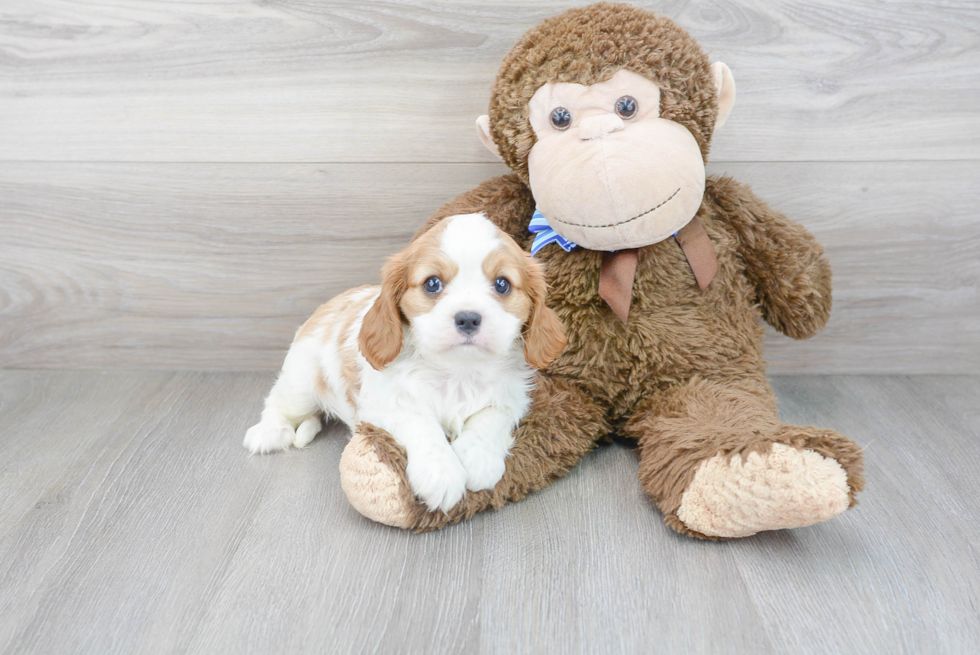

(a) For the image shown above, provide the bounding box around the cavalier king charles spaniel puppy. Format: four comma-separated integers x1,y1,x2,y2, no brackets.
244,213,566,513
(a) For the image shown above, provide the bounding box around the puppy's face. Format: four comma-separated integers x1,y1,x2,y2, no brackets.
359,213,566,370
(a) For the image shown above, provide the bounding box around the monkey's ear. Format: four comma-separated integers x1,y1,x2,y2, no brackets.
711,62,736,133
476,115,503,161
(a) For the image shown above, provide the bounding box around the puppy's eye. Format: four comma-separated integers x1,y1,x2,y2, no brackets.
494,277,511,295
615,95,637,119
550,107,572,130
423,276,443,295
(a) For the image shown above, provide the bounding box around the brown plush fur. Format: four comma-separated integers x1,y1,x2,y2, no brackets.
625,375,864,539
353,3,863,535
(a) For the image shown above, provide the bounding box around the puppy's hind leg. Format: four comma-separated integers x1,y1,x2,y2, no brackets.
244,340,323,454
294,416,322,448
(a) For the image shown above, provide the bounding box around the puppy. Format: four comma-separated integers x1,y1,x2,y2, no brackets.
244,213,566,512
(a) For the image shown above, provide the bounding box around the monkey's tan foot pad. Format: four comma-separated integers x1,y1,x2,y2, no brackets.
340,430,415,529
676,443,850,538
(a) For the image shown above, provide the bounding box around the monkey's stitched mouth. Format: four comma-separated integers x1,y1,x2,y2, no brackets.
550,188,680,228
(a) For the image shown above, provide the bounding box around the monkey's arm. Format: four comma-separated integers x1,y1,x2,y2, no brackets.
708,175,832,340
413,174,535,246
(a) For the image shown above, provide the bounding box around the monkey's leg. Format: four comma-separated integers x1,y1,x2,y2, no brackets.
339,374,608,531
623,376,864,539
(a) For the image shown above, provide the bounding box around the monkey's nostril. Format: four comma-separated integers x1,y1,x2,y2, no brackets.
455,311,482,335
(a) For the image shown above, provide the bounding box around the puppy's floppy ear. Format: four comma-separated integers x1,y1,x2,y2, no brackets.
359,252,407,371
522,258,567,370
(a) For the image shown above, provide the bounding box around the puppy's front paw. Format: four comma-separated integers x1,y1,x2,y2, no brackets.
452,435,507,492
405,446,468,513
244,421,295,454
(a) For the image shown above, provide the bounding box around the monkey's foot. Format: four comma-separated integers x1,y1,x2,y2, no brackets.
339,427,416,529
340,424,499,532
675,443,850,538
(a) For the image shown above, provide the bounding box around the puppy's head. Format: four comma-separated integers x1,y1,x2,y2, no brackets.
358,213,566,371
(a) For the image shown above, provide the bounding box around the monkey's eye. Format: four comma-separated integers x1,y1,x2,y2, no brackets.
423,276,443,295
615,96,637,119
550,107,572,130
494,277,511,295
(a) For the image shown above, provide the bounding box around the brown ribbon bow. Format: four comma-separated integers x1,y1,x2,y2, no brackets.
597,217,718,324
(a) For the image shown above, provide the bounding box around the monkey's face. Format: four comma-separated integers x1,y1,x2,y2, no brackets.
525,70,707,252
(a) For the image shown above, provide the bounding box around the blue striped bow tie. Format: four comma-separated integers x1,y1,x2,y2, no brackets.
528,209,578,257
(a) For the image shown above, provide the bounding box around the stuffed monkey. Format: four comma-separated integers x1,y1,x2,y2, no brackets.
338,2,864,538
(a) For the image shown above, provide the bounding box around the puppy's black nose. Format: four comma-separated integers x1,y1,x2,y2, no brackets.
455,311,482,335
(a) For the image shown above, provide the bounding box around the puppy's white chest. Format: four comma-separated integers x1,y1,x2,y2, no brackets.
429,371,498,440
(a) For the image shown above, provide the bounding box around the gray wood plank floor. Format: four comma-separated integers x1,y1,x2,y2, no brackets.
1,371,977,654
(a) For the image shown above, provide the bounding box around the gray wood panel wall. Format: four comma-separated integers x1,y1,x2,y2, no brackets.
1,1,978,373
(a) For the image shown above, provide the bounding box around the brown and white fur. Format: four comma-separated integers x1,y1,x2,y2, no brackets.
244,213,566,513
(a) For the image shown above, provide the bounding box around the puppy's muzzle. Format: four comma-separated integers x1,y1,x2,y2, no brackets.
455,311,482,335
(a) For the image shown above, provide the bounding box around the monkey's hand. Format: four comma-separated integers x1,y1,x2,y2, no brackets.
709,176,832,340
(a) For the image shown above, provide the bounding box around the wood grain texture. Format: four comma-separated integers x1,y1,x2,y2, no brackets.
0,371,978,653
1,161,977,373
1,0,977,163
